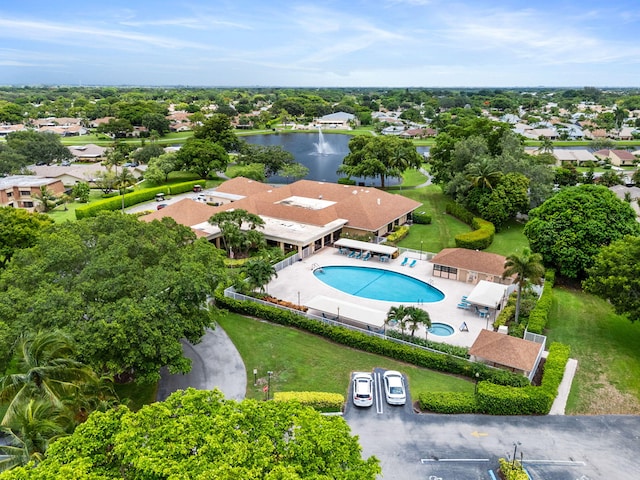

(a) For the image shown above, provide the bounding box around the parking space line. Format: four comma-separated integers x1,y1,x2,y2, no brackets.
523,460,586,466
421,458,490,463
375,371,384,414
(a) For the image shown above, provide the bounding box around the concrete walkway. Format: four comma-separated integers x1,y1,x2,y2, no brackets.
156,325,246,401
549,358,578,415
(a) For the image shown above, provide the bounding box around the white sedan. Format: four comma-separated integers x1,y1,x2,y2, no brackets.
383,370,406,405
352,372,374,407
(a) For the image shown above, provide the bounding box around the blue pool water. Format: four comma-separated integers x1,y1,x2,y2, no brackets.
428,323,454,336
313,266,445,303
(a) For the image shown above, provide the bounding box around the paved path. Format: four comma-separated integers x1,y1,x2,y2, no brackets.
549,358,578,415
156,325,246,401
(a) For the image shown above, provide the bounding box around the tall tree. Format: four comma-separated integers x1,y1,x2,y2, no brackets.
338,135,422,188
502,249,545,324
583,236,640,323
208,209,265,258
5,131,73,165
193,113,240,151
465,157,502,190
237,143,295,176
0,214,227,383
0,389,381,479
176,137,229,179
386,305,408,335
0,208,53,269
524,185,640,278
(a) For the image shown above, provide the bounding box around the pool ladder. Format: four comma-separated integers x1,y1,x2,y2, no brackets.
311,263,323,273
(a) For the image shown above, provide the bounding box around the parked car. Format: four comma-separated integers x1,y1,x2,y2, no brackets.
383,370,406,405
157,203,168,210
61,160,71,166
352,372,374,407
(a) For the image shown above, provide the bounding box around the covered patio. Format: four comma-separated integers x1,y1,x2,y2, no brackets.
333,238,397,261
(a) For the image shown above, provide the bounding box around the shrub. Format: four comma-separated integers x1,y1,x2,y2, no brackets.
455,217,495,250
385,330,469,358
386,226,410,244
418,392,480,413
445,202,474,224
499,458,529,480
526,270,555,334
412,211,432,225
168,180,202,195
76,186,167,219
337,177,356,185
273,391,344,412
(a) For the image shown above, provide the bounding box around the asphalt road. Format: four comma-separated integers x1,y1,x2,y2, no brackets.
345,370,640,480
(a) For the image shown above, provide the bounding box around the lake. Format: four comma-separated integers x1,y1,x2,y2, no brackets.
242,132,401,186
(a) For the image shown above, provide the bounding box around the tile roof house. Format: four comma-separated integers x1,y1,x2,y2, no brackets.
314,112,357,129
553,149,598,166
0,176,66,211
469,329,544,380
68,144,107,162
141,177,420,255
429,248,514,285
593,149,637,167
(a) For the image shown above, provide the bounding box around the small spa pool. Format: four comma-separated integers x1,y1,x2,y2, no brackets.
428,323,455,336
313,265,445,303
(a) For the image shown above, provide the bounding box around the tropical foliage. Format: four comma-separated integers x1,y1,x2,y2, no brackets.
502,248,545,324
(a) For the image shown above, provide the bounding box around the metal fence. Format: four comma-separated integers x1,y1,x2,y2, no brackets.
397,246,436,261
223,286,481,363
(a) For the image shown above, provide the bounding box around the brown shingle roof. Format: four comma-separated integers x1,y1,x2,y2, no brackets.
430,248,508,278
215,177,272,197
469,330,542,372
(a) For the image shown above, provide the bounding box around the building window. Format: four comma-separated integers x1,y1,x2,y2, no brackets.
433,264,458,279
22,201,34,208
6,192,12,197
19,190,30,196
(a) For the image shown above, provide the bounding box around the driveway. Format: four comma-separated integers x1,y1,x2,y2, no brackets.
156,325,246,401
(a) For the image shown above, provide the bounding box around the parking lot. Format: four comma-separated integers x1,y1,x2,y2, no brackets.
344,368,640,479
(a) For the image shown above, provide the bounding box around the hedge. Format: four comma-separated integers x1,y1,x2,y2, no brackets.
526,270,556,334
454,217,495,250
215,291,528,388
76,181,203,219
385,330,469,358
273,391,344,412
445,202,474,224
412,210,432,225
418,392,480,414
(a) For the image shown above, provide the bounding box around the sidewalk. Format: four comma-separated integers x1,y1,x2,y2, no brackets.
549,357,578,415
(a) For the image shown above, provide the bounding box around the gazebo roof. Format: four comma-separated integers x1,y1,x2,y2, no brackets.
469,330,542,372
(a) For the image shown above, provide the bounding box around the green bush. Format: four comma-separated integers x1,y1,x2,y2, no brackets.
494,304,515,329
445,202,474,224
454,217,495,250
418,392,480,413
386,225,410,244
385,330,469,358
412,211,432,224
76,186,168,219
476,382,553,415
337,177,356,185
499,458,529,480
168,180,202,195
540,342,570,396
526,270,555,334
273,391,344,412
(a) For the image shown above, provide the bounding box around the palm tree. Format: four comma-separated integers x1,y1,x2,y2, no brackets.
0,398,71,471
244,258,277,293
502,248,545,324
537,135,554,154
34,186,57,212
0,331,99,425
405,306,431,338
386,305,408,336
466,157,502,190
115,166,136,213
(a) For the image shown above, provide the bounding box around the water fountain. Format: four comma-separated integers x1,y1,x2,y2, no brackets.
314,128,335,155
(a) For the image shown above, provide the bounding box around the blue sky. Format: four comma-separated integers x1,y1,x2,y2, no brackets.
1,0,639,87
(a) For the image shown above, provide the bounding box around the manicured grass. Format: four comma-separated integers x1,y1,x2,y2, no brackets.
396,185,470,253
216,312,474,400
483,219,530,257
546,287,640,414
47,189,106,223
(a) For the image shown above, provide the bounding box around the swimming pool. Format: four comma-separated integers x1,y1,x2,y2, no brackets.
313,266,445,303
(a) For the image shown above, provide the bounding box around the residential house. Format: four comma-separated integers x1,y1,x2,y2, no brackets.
0,176,66,211
593,149,637,167
0,124,26,137
68,144,107,162
609,185,640,217
429,248,514,285
553,149,598,167
141,177,420,255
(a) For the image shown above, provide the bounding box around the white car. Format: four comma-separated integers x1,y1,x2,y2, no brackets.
352,372,374,407
383,370,406,405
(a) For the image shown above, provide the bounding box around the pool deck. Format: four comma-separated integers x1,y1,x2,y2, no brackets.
266,248,497,348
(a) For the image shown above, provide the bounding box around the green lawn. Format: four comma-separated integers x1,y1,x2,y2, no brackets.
483,219,530,257
546,287,640,414
216,312,474,400
396,185,470,253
